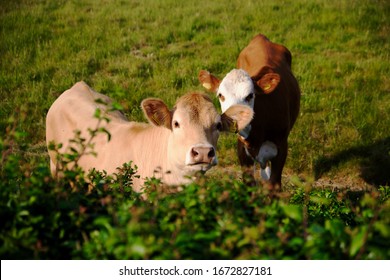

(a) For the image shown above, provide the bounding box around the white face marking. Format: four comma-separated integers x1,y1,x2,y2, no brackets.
217,69,255,113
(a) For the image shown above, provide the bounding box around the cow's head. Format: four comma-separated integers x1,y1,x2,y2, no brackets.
199,68,281,112
141,93,253,174
199,68,280,138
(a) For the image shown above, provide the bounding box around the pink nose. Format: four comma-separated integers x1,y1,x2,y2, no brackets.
191,146,215,164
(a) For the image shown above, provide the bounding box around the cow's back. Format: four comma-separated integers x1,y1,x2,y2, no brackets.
47,81,126,126
238,34,292,76
46,81,128,173
237,34,300,132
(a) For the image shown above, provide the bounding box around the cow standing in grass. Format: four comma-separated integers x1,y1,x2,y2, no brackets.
199,34,300,189
46,81,253,193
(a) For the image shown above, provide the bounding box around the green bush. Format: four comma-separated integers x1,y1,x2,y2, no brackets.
1,0,389,260
1,125,389,259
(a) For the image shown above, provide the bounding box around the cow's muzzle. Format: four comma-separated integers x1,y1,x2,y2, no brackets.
186,144,217,169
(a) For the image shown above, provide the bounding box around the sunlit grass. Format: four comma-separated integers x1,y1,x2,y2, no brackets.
0,0,389,187
1,0,389,260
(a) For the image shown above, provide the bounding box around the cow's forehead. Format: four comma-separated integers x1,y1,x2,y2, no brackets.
174,93,219,125
220,69,253,98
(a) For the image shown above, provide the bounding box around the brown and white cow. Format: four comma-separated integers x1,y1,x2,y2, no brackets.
46,81,253,193
199,34,300,189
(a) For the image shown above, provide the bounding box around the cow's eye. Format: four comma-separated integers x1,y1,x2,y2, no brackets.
218,93,225,102
216,122,222,131
245,93,254,103
173,120,180,128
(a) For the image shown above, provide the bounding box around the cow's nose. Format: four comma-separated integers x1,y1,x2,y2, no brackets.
191,146,215,164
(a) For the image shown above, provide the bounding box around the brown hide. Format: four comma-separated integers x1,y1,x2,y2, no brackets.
237,34,301,189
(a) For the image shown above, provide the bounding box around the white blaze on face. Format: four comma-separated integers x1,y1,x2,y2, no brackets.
217,69,254,138
217,69,255,113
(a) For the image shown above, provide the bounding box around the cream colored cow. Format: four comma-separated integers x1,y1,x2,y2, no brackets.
46,81,253,193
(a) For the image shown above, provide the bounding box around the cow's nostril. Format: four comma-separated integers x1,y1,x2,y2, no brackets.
191,148,199,158
208,148,215,159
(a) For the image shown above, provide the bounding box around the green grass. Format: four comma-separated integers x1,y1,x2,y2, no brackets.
1,0,389,260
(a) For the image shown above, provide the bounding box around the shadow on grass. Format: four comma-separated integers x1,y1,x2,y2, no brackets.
314,137,390,187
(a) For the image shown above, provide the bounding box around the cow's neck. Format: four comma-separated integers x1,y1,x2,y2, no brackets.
124,125,186,188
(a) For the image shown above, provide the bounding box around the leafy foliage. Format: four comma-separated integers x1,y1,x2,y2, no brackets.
1,126,389,259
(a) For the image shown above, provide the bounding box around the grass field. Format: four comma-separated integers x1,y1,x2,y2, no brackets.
0,0,390,260
1,0,389,189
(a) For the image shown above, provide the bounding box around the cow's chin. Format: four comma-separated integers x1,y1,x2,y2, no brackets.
185,162,215,174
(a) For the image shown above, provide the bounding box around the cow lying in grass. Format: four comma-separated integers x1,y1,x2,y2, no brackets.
46,81,253,193
199,34,300,189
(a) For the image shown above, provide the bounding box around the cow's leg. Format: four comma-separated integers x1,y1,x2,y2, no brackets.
269,140,288,191
257,141,278,180
237,140,256,185
50,158,57,176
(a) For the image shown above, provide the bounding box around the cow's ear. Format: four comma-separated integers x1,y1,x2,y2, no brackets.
141,98,172,129
198,70,221,93
257,73,280,94
254,67,280,94
221,104,254,133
